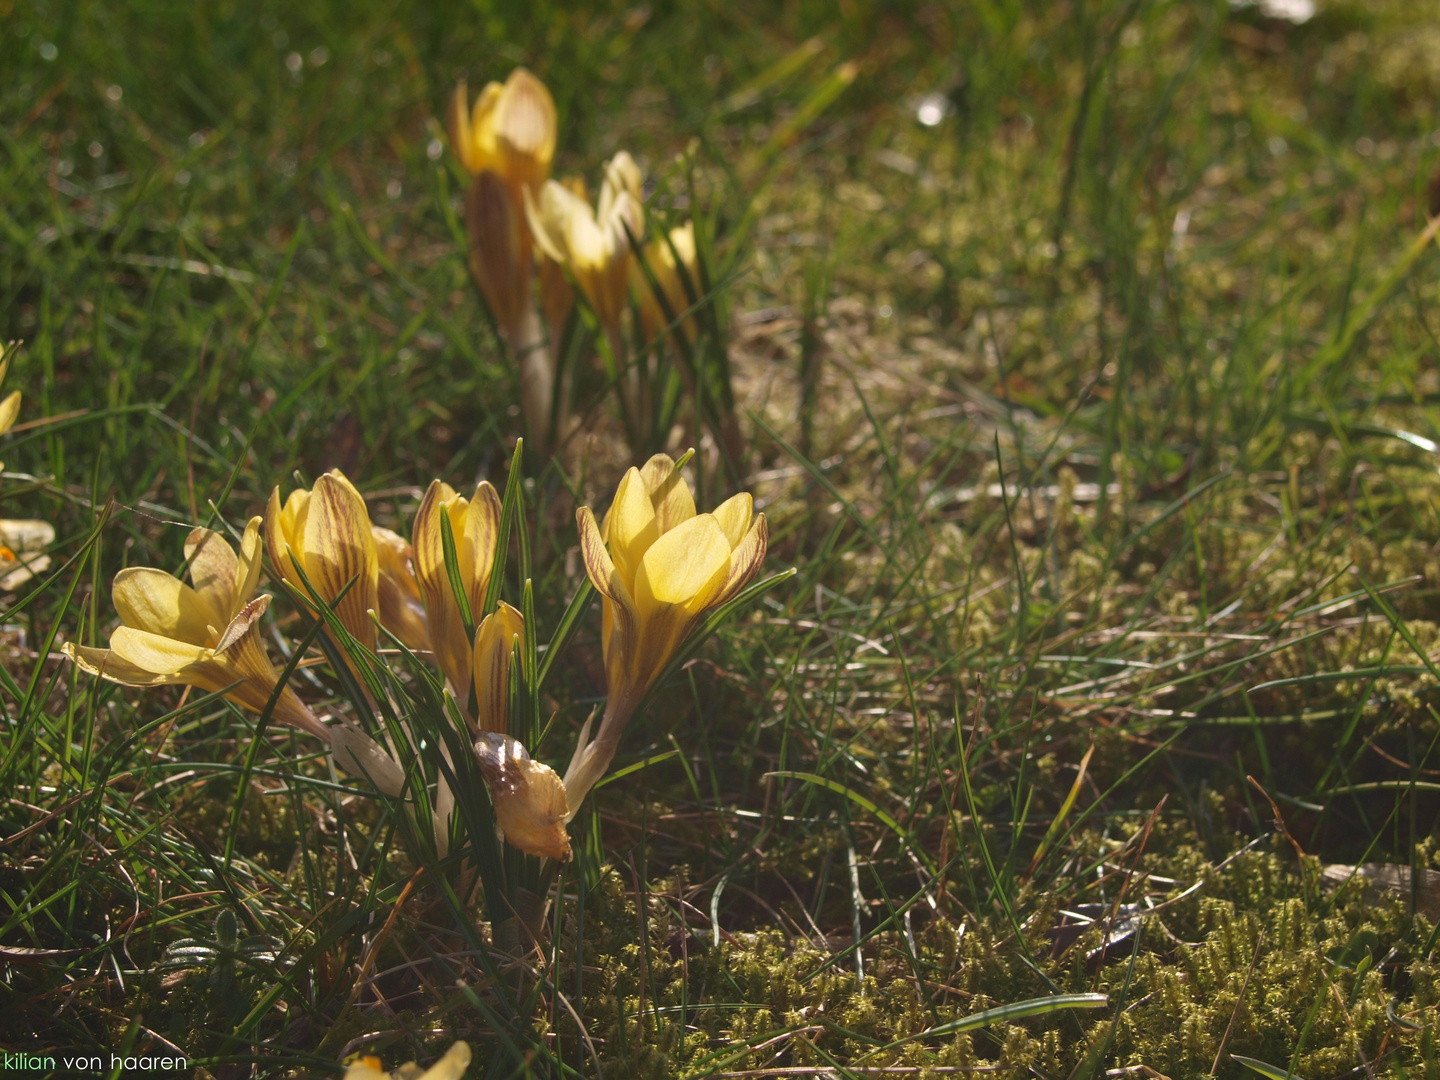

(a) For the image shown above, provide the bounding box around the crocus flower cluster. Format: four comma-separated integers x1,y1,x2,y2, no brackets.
64,456,767,867
0,341,55,591
446,69,706,455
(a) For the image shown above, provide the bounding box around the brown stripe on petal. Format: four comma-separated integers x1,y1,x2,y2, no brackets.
714,513,768,608
473,602,524,733
465,481,503,614
184,527,238,629
304,475,378,648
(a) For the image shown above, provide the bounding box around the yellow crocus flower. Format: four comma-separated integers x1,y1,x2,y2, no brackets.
565,453,767,812
472,600,524,734
524,151,645,344
343,1040,472,1080
410,479,502,708
371,525,431,654
633,221,700,348
448,69,557,208
62,519,325,740
265,469,379,652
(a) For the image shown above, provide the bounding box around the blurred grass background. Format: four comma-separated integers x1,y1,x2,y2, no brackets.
11,0,1440,1074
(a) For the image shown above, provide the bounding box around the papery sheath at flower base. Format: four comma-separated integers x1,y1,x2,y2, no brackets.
265,469,379,652
564,453,766,815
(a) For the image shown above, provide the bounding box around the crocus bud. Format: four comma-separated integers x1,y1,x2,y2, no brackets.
411,479,502,708
265,469,379,652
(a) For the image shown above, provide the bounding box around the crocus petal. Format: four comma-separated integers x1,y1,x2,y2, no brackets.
233,516,264,619
605,467,658,584
62,641,187,687
372,525,431,653
639,453,696,534
474,732,571,860
412,481,474,702
0,390,20,437
711,492,754,550
465,169,530,341
264,486,303,589
299,471,379,649
598,151,643,220
185,527,239,630
209,596,328,739
492,68,557,198
108,626,213,675
715,513,769,606
472,601,524,734
577,506,642,711
630,515,731,694
0,519,53,552
112,568,217,647
329,722,407,797
416,1041,472,1080
461,481,502,616
635,514,732,612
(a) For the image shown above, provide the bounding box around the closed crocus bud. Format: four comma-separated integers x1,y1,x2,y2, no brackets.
633,221,700,347
474,732,571,861
472,601,525,734
62,519,327,741
266,469,379,652
563,454,767,813
371,525,431,654
410,479,502,709
448,69,557,211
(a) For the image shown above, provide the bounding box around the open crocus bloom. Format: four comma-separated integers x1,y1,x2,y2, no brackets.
411,479,502,709
64,519,407,797
372,525,431,655
62,519,326,740
565,453,767,813
266,469,379,652
524,151,644,341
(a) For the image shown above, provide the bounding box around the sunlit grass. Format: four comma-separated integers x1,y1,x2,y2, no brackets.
8,0,1440,1075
